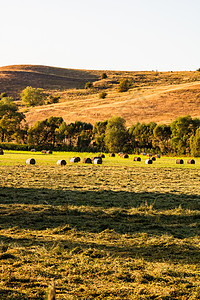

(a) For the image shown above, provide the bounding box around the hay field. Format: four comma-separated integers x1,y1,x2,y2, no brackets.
0,152,200,299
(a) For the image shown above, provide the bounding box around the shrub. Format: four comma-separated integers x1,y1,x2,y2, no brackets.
118,78,131,92
46,95,60,104
85,82,93,89
101,72,107,79
99,92,107,99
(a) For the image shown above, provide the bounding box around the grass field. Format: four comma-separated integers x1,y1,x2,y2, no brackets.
0,151,200,299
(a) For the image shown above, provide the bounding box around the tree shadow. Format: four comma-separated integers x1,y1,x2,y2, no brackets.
0,186,200,239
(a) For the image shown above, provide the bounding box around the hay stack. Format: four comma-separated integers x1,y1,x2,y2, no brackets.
82,158,92,164
147,153,152,157
123,154,129,158
46,150,52,154
70,157,80,163
98,154,105,158
0,148,4,155
176,159,184,164
109,153,115,157
145,159,153,164
134,157,141,161
93,158,102,164
41,150,46,154
26,158,36,165
57,159,66,166
187,159,195,164
118,152,123,156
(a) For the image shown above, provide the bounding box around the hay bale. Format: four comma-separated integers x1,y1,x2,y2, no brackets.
176,159,184,164
134,157,141,161
0,148,4,155
70,157,80,163
57,159,66,166
41,150,46,154
82,157,92,164
98,154,105,158
109,153,115,157
152,157,156,161
156,154,161,158
145,159,153,164
46,150,52,154
123,154,129,158
26,158,36,165
30,149,36,152
93,158,102,164
147,153,152,157
187,159,195,164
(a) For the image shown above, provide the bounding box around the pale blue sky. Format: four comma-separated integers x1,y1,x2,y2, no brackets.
0,0,199,71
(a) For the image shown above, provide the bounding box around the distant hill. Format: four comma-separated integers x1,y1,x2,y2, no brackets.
1,64,200,126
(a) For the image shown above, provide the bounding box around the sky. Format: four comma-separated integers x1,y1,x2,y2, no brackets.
0,0,200,71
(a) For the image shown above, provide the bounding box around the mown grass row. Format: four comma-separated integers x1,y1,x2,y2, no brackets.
0,154,200,299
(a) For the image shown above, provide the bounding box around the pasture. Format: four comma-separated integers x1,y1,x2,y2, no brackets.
0,151,200,299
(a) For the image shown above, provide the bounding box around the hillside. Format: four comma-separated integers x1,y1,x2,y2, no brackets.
1,65,200,126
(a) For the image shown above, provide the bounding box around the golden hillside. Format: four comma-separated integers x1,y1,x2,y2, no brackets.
1,65,200,126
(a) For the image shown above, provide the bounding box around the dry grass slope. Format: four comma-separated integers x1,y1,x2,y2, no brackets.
1,65,200,125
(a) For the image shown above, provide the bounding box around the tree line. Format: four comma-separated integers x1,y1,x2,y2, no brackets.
1,95,200,156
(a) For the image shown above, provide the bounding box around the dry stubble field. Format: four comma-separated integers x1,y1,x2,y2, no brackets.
0,152,200,299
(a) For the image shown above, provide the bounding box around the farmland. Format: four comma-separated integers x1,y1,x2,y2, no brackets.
0,151,200,299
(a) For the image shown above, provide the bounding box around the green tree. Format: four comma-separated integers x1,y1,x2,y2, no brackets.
153,124,171,153
105,116,126,152
190,127,200,156
21,86,47,107
0,97,25,142
93,120,108,151
170,115,200,154
28,117,63,147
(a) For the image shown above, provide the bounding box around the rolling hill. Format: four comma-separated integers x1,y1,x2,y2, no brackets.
1,64,200,126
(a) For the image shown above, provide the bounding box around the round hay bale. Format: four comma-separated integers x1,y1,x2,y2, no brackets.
151,157,156,161
70,157,80,163
109,153,115,157
82,157,92,164
187,159,195,164
0,148,4,155
145,159,153,164
26,158,35,165
98,154,105,158
41,150,46,154
46,150,52,154
93,158,102,164
156,154,161,158
123,154,129,158
57,159,66,166
134,157,141,161
176,159,184,164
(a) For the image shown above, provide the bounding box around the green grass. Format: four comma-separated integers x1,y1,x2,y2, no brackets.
1,150,200,169
0,152,200,299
